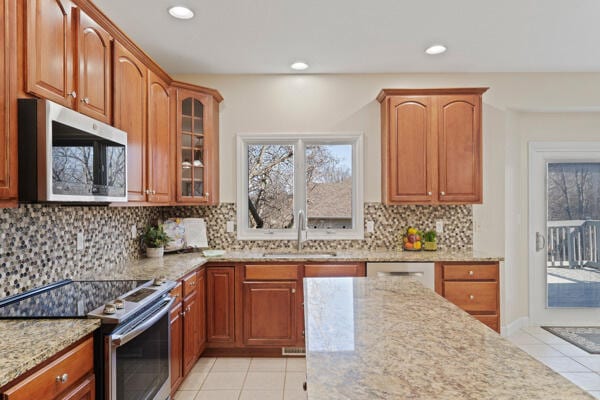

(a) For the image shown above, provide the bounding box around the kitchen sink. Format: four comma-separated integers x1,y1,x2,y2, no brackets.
261,251,338,259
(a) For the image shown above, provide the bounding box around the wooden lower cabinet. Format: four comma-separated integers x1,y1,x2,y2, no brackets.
435,262,500,333
182,290,199,376
242,281,297,346
197,269,207,351
1,336,94,400
169,300,184,394
206,267,236,344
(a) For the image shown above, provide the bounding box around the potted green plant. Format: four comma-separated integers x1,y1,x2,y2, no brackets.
143,224,170,258
423,229,437,251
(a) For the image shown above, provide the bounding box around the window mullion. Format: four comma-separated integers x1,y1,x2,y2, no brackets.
295,139,307,230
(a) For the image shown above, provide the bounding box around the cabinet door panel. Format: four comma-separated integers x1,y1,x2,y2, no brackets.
0,0,17,201
25,0,74,107
77,9,111,123
387,96,436,203
243,282,297,346
182,293,198,375
197,269,207,350
207,267,235,343
170,302,183,393
437,95,482,203
113,42,147,202
147,70,171,203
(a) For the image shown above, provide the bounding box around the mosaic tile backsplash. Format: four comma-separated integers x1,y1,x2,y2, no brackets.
164,202,473,252
0,202,471,297
0,205,159,297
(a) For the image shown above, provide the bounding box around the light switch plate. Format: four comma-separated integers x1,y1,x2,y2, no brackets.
366,220,375,233
226,221,235,233
436,220,444,233
76,232,84,251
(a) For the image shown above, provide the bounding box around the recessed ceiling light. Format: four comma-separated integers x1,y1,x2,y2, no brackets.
425,44,447,55
168,6,194,20
290,61,309,71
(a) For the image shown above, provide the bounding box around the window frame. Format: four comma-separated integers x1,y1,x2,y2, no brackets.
236,132,364,241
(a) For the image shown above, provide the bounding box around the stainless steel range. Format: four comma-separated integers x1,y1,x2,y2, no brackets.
0,278,176,400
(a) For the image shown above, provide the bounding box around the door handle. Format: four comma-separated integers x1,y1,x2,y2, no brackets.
536,232,546,252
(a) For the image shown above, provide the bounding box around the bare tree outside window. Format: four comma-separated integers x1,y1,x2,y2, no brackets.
247,143,353,230
548,163,600,221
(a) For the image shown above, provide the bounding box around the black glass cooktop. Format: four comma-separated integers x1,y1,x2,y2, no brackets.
0,279,148,318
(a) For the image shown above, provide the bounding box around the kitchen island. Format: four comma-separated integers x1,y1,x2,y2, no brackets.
304,277,592,399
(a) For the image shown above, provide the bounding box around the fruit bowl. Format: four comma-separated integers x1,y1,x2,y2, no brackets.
401,227,423,251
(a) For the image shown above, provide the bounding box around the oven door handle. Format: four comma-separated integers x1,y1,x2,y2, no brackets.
110,296,175,347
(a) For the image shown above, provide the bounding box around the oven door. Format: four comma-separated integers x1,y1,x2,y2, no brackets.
106,296,174,400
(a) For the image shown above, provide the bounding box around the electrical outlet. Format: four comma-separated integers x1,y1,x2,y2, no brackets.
226,221,235,233
436,220,444,233
131,225,137,239
366,220,375,233
76,232,84,251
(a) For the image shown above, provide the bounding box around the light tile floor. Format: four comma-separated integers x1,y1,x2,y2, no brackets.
508,326,600,399
174,357,307,400
178,329,600,400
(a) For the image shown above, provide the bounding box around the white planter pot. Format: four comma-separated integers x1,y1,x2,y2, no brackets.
147,247,164,258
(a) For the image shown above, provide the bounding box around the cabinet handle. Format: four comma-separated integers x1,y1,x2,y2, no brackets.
440,191,446,196
56,373,68,383
80,97,90,104
68,90,77,99
427,191,432,196
469,270,474,276
469,294,475,300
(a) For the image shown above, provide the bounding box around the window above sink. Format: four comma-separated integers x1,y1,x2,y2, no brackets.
236,133,364,241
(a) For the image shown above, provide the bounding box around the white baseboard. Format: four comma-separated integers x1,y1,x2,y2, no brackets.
501,316,530,337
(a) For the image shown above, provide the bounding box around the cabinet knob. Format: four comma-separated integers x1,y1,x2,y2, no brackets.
291,288,296,294
440,191,446,196
80,97,90,104
181,311,186,317
145,189,150,195
469,294,475,300
469,270,474,276
205,192,210,198
56,373,68,383
428,191,432,196
68,91,77,99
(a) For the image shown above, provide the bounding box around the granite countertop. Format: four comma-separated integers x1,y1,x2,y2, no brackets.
304,277,592,400
0,319,100,388
204,248,503,263
74,252,209,281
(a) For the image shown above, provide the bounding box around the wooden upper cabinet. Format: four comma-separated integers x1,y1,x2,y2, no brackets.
437,95,482,203
378,88,487,205
384,96,436,204
146,70,172,203
174,85,220,205
0,0,17,202
25,0,75,107
113,41,147,202
76,8,112,123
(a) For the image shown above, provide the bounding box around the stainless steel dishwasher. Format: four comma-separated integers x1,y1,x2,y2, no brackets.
366,262,435,289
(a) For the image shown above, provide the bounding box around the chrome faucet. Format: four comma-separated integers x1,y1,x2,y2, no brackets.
297,210,307,251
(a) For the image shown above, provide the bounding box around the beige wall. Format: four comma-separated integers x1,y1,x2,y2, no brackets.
174,72,600,328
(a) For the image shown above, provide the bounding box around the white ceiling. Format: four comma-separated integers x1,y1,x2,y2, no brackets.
93,0,600,74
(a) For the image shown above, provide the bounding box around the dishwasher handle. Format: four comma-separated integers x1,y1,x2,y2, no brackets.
377,271,424,277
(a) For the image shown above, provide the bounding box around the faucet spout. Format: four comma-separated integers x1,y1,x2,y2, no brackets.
297,210,306,251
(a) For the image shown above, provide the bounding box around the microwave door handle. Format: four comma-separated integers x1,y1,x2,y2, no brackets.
110,296,175,347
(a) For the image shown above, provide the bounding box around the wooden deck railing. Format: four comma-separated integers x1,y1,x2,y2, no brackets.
547,220,600,268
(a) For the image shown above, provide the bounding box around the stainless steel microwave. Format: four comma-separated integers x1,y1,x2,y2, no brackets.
18,99,128,203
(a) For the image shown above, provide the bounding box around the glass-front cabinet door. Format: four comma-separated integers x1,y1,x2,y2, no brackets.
176,89,218,204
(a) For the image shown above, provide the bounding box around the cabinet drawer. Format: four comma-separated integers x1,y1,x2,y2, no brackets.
443,264,498,281
245,265,299,280
3,337,94,400
183,272,198,297
304,264,365,277
472,314,499,332
170,282,183,305
444,281,497,312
